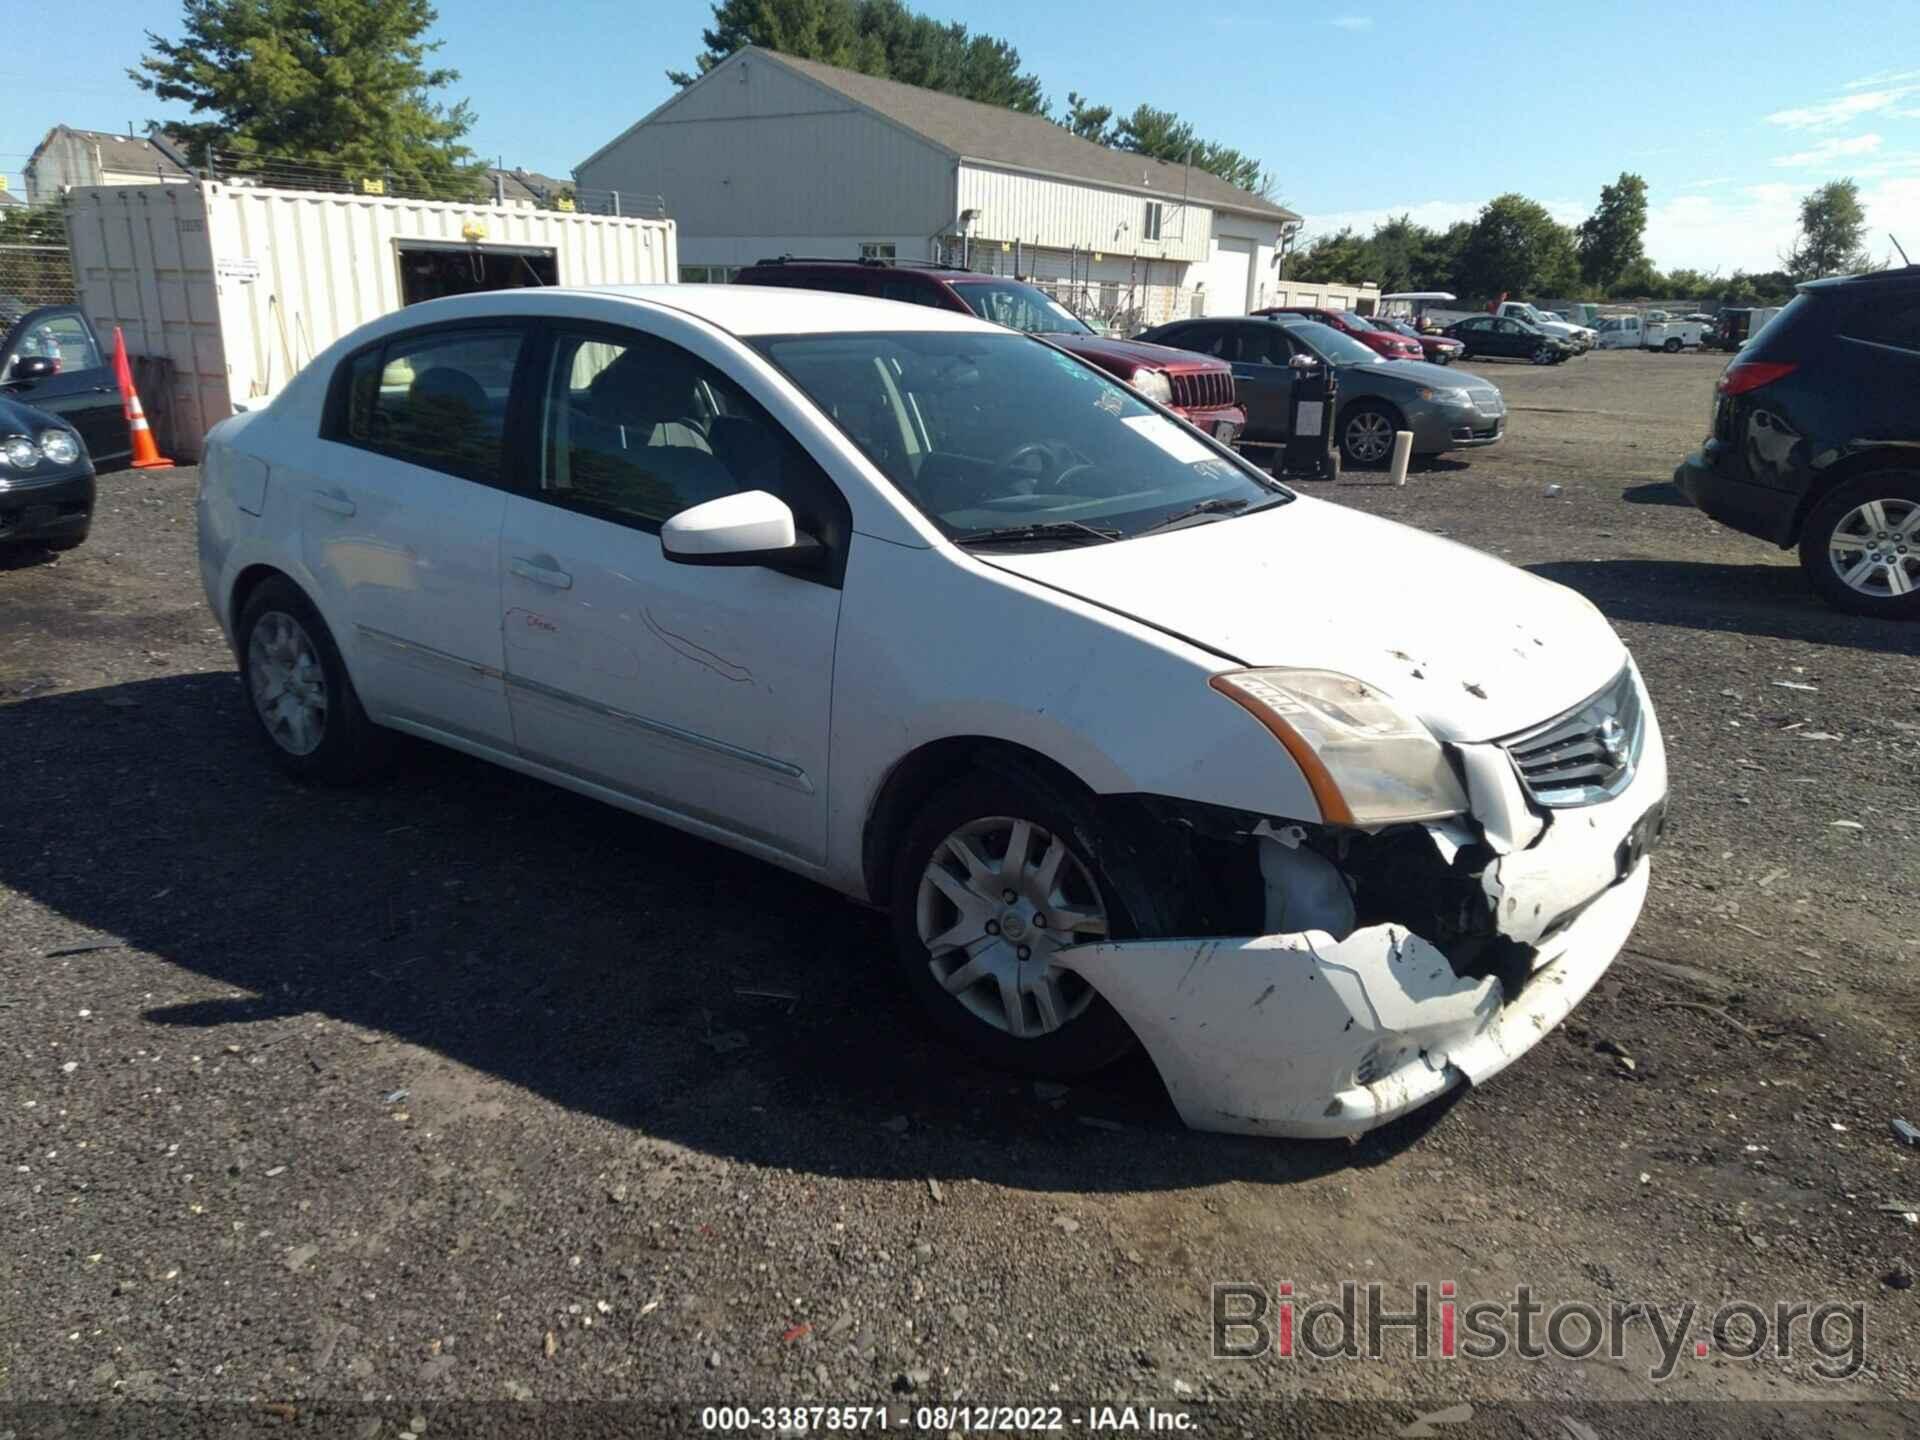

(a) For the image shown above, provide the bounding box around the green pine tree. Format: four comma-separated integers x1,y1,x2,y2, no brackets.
133,0,483,197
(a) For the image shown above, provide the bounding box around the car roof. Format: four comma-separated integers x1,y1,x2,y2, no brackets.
389,283,995,338
1799,263,1920,294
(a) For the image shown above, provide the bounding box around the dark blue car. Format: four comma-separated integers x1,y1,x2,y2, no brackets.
1673,265,1920,618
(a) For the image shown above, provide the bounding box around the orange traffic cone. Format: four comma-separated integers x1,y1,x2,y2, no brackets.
111,325,173,470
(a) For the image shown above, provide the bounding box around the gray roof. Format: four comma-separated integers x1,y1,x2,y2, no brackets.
41,127,194,180
487,167,570,206
689,49,1295,223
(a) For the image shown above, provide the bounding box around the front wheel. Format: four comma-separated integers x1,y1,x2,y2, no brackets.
237,577,390,782
1339,404,1400,467
1531,344,1556,365
890,771,1143,1075
1798,472,1920,618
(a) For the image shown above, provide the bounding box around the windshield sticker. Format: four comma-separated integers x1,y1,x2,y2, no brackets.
1122,413,1217,465
1095,389,1124,416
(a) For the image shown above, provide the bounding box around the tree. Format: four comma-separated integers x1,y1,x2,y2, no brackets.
133,0,481,195
670,0,1044,113
1576,171,1648,290
1107,104,1273,198
1784,178,1871,280
1283,228,1371,284
1061,92,1112,144
1457,194,1580,299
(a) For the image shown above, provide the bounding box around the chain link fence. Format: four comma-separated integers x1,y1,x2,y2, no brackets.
0,242,75,310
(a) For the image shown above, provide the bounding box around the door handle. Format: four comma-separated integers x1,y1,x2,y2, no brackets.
510,556,573,590
309,489,356,517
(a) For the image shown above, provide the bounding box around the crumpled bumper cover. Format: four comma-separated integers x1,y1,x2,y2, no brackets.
1056,859,1647,1138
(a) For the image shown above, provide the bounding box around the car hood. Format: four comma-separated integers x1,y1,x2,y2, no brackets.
1421,334,1465,349
0,392,78,436
981,497,1624,742
1340,357,1472,389
1051,333,1226,373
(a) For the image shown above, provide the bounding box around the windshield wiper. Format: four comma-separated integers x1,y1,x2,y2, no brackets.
955,519,1123,547
1137,495,1288,536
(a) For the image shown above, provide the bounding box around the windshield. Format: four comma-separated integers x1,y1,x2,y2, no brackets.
1281,320,1383,366
1340,311,1385,332
949,280,1094,336
752,331,1286,544
1372,318,1417,337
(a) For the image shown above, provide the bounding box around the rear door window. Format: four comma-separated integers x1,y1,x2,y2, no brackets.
334,328,525,484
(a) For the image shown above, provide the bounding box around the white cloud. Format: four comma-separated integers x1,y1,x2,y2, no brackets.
1773,133,1884,167
1845,67,1920,90
1766,88,1915,129
1642,176,1920,272
1328,15,1374,30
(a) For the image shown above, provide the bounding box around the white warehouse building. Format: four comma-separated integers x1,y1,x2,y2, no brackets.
577,49,1366,331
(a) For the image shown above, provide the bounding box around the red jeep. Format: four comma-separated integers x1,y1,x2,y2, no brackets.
1254,306,1424,361
734,259,1246,444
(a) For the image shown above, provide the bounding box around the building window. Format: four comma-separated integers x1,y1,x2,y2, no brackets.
1143,202,1164,242
678,265,739,284
859,242,896,261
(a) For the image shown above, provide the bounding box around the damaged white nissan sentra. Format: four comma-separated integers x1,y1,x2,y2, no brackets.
198,284,1666,1138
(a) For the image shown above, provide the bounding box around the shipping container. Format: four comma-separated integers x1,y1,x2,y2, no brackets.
63,180,677,458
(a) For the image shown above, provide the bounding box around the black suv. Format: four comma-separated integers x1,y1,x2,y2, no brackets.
1674,265,1920,618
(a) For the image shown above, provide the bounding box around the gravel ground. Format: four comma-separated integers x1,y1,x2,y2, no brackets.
2,349,1916,1435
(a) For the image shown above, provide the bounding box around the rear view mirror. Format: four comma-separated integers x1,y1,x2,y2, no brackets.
7,355,57,383
661,489,822,569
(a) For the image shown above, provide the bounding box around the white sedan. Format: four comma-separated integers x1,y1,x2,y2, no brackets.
197,284,1667,1138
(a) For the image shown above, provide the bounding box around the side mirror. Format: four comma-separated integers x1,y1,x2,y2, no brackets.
661,489,821,569
8,355,57,384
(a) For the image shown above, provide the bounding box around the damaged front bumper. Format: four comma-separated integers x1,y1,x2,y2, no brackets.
1056,688,1667,1139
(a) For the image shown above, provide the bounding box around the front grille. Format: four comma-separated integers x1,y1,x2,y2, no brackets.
1501,666,1644,807
1169,369,1235,410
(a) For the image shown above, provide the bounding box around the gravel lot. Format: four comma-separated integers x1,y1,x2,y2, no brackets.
3,349,1916,1434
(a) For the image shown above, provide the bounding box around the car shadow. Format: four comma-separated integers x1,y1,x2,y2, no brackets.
1528,558,1920,656
1621,481,1692,507
1,673,1453,1192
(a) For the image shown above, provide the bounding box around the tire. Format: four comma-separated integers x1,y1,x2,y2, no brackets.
1662,337,1683,353
1338,403,1401,468
236,576,390,782
44,528,90,552
1798,471,1920,619
1530,344,1556,365
889,769,1146,1075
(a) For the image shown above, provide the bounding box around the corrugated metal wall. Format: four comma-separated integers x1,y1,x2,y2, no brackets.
65,182,676,457
956,164,1211,265
578,57,954,242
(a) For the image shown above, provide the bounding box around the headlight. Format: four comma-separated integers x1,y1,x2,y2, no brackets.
1209,668,1470,826
1131,369,1174,405
38,430,81,466
1417,386,1474,407
1,436,38,469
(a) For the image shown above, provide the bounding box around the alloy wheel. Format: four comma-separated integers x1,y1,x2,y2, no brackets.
1827,497,1920,599
914,816,1108,1039
1343,410,1395,464
248,610,329,756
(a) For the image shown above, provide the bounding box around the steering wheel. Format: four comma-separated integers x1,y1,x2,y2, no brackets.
995,440,1057,492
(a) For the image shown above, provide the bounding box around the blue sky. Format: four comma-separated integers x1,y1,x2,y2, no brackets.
7,0,1918,273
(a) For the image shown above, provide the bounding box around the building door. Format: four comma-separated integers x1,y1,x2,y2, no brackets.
1208,239,1254,316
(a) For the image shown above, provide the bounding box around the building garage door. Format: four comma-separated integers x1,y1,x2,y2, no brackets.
1207,238,1254,316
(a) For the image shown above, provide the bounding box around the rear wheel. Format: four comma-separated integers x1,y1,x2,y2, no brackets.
890,771,1142,1075
237,577,390,782
1339,404,1400,467
1662,337,1683,353
1798,472,1920,619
